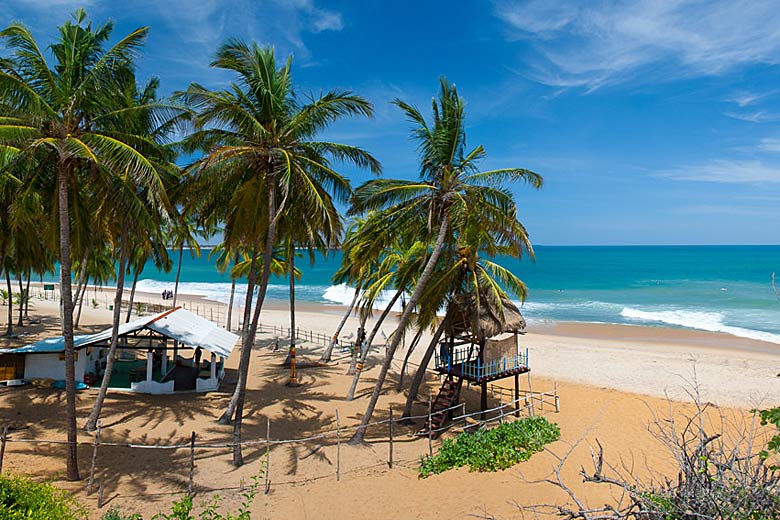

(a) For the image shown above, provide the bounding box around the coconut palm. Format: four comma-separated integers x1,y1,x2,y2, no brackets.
179,41,380,465
0,11,177,479
347,78,542,444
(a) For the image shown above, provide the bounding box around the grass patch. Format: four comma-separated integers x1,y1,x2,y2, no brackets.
418,416,560,478
0,473,86,519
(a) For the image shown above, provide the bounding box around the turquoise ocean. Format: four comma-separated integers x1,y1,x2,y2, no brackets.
129,246,780,344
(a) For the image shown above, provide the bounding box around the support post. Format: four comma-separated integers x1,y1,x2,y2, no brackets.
480,380,487,421
146,349,153,382
87,421,101,495
97,481,104,509
265,418,271,494
188,432,195,497
210,352,216,380
161,351,168,375
554,381,560,412
0,426,7,474
427,392,433,457
388,405,394,469
514,374,520,418
335,409,341,482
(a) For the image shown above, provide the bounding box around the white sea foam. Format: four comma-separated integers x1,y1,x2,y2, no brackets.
620,307,780,344
322,284,404,311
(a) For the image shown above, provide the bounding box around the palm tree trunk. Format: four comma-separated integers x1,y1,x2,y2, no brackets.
396,326,425,391
24,269,31,320
218,246,259,426
72,251,89,328
85,227,128,431
125,269,140,323
232,175,288,466
5,269,12,336
16,272,24,327
346,313,367,376
284,243,296,367
402,319,447,417
75,275,88,329
349,212,450,444
226,278,236,331
172,243,184,307
58,160,79,481
345,289,403,401
319,286,359,362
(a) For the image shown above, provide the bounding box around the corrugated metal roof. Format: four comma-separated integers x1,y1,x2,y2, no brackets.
4,308,238,357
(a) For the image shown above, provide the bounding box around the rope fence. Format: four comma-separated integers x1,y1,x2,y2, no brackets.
0,384,559,509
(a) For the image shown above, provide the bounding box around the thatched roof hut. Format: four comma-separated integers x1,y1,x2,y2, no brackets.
444,290,526,341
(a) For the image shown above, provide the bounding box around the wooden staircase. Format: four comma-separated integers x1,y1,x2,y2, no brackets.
419,376,460,438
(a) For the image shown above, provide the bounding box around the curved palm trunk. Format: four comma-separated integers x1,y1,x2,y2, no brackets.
172,243,184,307
226,260,237,331
84,228,128,431
232,177,288,466
396,326,425,391
73,252,89,328
319,287,359,363
346,313,368,376
401,319,447,417
5,270,12,336
284,244,296,367
345,289,403,401
16,272,23,327
125,269,140,323
75,275,88,329
218,247,259,426
58,161,79,481
349,212,449,444
24,269,30,320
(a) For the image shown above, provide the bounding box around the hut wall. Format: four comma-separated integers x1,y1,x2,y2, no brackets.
24,352,88,382
484,335,518,362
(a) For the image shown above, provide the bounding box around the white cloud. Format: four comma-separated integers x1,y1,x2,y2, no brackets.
759,138,780,153
660,159,780,184
494,0,780,90
723,111,780,123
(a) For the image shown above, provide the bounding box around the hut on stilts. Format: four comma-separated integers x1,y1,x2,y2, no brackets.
422,290,529,434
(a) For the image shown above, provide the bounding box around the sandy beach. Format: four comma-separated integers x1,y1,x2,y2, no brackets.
0,286,777,518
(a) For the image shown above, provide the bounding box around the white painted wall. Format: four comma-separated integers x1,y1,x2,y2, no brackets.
24,351,87,382
131,379,175,394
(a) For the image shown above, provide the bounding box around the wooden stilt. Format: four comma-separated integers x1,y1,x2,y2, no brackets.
428,391,433,457
265,418,271,494
188,432,195,497
335,410,341,482
388,405,394,469
87,421,101,495
0,426,7,474
480,380,487,421
514,374,520,418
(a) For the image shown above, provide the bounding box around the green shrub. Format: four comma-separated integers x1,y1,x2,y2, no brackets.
0,473,86,519
102,507,143,520
418,416,560,478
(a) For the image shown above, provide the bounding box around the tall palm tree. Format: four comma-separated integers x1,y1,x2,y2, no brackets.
180,41,379,465
348,78,542,444
0,11,174,479
84,75,183,432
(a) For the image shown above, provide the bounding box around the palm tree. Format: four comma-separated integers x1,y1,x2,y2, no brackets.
347,78,542,444
0,11,174,479
179,41,380,465
169,213,202,307
84,75,182,432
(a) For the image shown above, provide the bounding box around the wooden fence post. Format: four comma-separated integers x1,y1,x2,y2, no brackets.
335,409,341,482
427,392,433,457
97,480,104,509
87,421,101,495
554,382,560,412
0,426,7,474
388,405,394,469
188,432,196,497
265,418,271,494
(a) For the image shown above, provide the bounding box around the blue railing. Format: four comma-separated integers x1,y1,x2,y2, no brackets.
434,346,529,380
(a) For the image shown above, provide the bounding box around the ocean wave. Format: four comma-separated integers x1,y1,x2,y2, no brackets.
322,284,404,311
620,307,780,344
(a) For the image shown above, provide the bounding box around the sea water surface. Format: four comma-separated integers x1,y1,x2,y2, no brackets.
131,246,780,344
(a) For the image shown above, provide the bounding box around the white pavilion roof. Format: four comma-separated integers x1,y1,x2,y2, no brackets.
5,307,238,358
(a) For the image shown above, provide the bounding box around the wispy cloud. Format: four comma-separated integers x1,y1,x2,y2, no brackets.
493,0,780,90
759,138,780,153
723,110,780,123
660,159,780,184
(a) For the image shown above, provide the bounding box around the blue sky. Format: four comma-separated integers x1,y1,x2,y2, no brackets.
7,0,780,245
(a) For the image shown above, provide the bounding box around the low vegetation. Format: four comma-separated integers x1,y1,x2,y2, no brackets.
418,417,561,478
0,473,85,519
